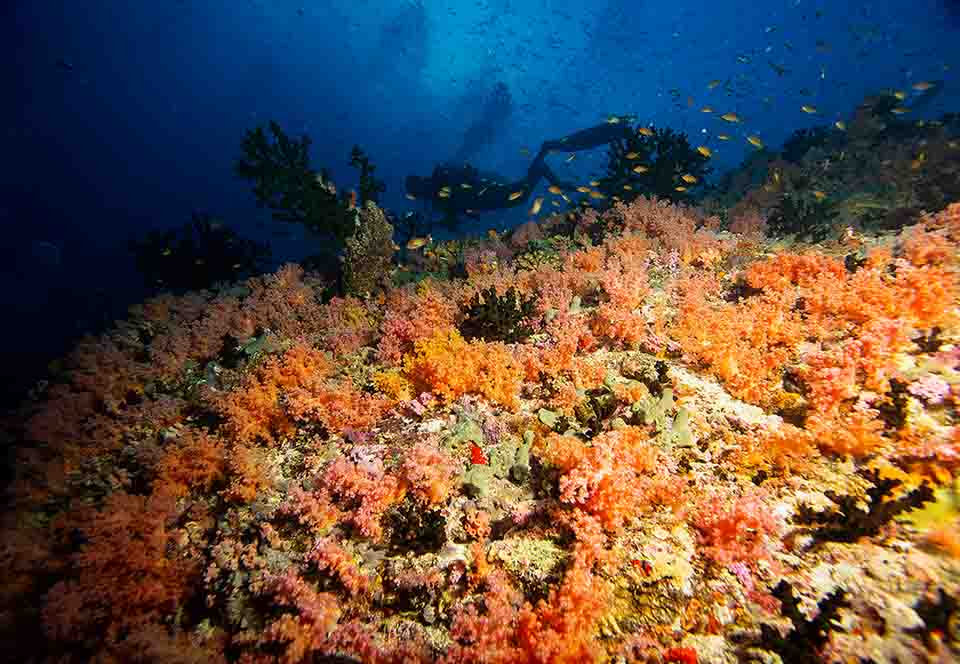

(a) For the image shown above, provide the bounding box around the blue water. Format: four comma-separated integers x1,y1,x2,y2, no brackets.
3,0,959,405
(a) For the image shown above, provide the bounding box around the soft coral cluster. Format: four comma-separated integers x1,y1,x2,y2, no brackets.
403,328,524,410
42,491,198,644
537,427,677,532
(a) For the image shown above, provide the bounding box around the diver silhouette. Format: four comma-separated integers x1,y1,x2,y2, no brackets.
405,120,635,225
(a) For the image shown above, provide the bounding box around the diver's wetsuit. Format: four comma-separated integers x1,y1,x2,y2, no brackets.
406,121,634,217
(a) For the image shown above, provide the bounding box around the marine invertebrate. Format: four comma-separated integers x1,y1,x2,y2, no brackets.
341,201,396,297
755,581,848,663
403,328,524,409
460,285,537,343
795,467,935,543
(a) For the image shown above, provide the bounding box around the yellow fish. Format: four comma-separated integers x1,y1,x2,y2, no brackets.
437,190,451,198
707,79,721,89
589,190,607,199
638,126,655,136
834,120,847,130
406,235,432,250
893,90,907,100
589,180,600,186
576,186,591,193
801,104,817,114
697,145,713,157
625,151,640,159
548,185,563,194
746,135,764,148
675,186,688,192
623,184,633,190
632,165,649,174
700,106,714,113
529,197,544,215
812,190,827,200
162,247,172,256
717,134,731,141
508,190,524,201
681,174,698,184
720,112,741,123
912,81,935,91
891,106,910,114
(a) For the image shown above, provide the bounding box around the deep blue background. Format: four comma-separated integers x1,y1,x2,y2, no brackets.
3,0,959,407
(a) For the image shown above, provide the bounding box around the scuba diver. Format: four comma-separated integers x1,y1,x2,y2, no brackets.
404,118,636,225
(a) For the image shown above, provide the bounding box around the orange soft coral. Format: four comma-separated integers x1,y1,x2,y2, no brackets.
403,328,524,410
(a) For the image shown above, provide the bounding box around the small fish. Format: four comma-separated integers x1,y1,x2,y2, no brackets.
437,190,451,198
638,126,655,136
697,146,713,158
551,200,561,207
478,187,488,196
548,185,563,194
681,174,698,184
891,106,910,114
834,120,847,130
519,146,531,156
746,135,764,148
508,190,524,201
623,184,633,190
632,165,649,174
893,90,907,100
460,183,472,189
589,190,606,199
707,79,722,89
675,186,688,192
700,106,714,113
589,180,600,186
566,154,577,162
720,112,741,123
576,186,592,193
912,80,936,91
812,190,827,200
162,247,172,256
529,197,544,215
405,192,417,200
605,115,622,124
801,104,817,114
717,134,731,141
625,151,640,159
407,235,433,251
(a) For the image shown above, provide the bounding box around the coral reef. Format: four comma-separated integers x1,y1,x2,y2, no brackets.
3,187,960,664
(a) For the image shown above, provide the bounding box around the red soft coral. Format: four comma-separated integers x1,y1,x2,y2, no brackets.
693,492,781,568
